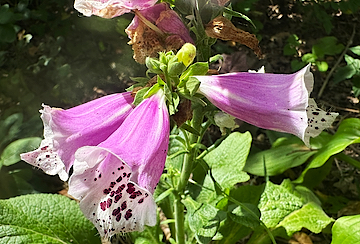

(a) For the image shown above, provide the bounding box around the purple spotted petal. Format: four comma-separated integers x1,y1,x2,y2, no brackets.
196,64,338,146
68,90,169,237
20,93,134,181
74,0,157,18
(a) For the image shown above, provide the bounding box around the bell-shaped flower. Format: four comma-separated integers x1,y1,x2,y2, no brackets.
125,3,194,63
74,0,157,18
20,93,135,181
68,89,170,238
195,64,338,147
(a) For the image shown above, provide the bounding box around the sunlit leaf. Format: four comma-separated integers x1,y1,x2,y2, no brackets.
331,215,360,244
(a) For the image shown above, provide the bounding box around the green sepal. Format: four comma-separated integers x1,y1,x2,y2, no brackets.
168,92,180,116
168,61,186,77
143,83,161,99
180,123,200,136
157,75,166,86
209,54,224,63
133,87,150,106
146,57,163,74
179,62,209,87
178,77,201,97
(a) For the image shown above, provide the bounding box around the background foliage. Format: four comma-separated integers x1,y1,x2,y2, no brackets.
1,0,360,243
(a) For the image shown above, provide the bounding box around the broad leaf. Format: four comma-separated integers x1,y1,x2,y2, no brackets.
0,194,100,243
258,181,303,228
278,202,333,235
244,137,316,176
0,137,41,167
203,132,251,189
331,215,360,244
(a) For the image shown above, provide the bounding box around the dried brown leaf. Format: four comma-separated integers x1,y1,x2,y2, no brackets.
205,16,261,57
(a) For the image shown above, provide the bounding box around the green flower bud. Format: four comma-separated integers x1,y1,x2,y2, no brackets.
176,43,196,67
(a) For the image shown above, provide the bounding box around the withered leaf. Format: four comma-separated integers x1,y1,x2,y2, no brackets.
205,16,261,57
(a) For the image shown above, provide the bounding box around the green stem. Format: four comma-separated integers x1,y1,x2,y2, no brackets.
174,106,204,244
336,152,360,169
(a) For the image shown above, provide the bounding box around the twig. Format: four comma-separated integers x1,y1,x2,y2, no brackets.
318,24,356,99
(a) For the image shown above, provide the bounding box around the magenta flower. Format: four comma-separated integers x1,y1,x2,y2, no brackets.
68,90,170,238
20,93,134,181
195,65,338,146
74,0,157,18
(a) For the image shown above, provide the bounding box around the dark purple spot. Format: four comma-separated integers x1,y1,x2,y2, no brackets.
93,213,95,216
126,183,135,194
125,209,133,220
326,112,331,115
104,229,107,235
46,155,50,158
84,179,87,181
114,193,122,203
107,198,112,208
321,118,326,122
111,228,115,231
41,146,48,150
110,182,116,188
94,178,97,181
112,207,120,216
98,174,102,178
116,213,122,222
112,172,115,174
116,176,122,182
127,173,131,178
138,198,144,204
121,201,127,211
118,167,121,170
123,172,127,177
145,193,149,197
312,112,319,115
103,188,110,194
315,126,319,130
130,190,142,199
120,166,124,170
100,201,106,211
110,191,115,197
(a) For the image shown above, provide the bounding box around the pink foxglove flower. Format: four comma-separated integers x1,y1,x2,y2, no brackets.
68,89,169,238
195,64,338,147
74,0,157,18
20,93,134,181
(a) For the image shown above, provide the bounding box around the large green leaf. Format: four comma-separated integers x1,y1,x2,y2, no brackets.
258,181,303,228
331,215,360,244
182,197,224,244
203,132,251,189
244,137,316,176
0,137,42,168
278,202,333,236
295,118,360,183
0,194,100,243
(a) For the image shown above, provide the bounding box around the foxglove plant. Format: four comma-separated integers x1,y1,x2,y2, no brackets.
20,92,134,181
68,89,169,238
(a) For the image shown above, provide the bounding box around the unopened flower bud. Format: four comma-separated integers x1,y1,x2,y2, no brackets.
176,43,196,67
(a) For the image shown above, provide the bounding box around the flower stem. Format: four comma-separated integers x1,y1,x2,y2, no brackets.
174,105,204,243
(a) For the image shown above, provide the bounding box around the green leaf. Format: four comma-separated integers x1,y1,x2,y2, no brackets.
0,137,42,167
258,181,303,228
0,24,16,43
331,215,360,244
0,194,100,243
312,36,344,58
244,137,316,176
316,60,329,72
302,53,317,63
350,45,360,56
179,62,208,86
295,118,360,183
278,202,333,236
0,4,14,24
182,197,223,244
229,203,260,228
203,132,251,189
223,7,255,28
133,87,150,106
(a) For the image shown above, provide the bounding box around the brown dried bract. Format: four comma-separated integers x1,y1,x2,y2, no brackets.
205,16,261,57
172,99,192,126
127,23,166,64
